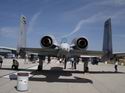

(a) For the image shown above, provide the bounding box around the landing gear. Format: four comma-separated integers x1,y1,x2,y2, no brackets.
64,58,67,69
37,55,45,71
47,56,51,64
37,59,43,71
84,62,89,72
74,62,77,69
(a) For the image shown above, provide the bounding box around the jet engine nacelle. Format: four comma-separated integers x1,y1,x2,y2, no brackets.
40,35,58,48
72,37,88,49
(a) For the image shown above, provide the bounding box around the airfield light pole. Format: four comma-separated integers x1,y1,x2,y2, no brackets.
19,15,27,63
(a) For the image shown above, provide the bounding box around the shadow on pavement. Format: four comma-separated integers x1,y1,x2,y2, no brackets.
88,71,124,74
0,67,124,74
29,67,93,83
0,67,34,71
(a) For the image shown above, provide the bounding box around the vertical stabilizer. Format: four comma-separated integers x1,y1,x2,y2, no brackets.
17,15,27,52
102,18,113,60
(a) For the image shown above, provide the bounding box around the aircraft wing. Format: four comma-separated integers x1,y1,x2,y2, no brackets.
20,48,59,56
70,50,107,57
113,53,125,58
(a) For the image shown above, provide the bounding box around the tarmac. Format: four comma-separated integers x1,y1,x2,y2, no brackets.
0,58,125,93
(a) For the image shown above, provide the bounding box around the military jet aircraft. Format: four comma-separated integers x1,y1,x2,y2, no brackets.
19,17,125,72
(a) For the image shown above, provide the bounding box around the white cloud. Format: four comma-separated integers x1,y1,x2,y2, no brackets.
114,0,125,5
112,10,125,19
62,12,105,38
113,34,125,38
0,12,41,48
65,0,125,16
96,0,125,6
0,12,41,38
62,0,125,38
0,27,18,38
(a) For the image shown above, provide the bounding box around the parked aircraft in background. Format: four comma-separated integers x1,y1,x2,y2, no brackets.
0,46,17,58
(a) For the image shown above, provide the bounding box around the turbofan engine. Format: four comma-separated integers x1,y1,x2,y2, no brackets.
72,37,88,49
40,35,57,48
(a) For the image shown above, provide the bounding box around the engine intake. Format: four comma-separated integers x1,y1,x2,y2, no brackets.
72,37,88,49
41,36,53,47
40,35,57,48
77,37,88,49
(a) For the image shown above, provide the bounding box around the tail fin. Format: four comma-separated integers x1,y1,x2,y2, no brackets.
17,15,27,53
102,18,113,60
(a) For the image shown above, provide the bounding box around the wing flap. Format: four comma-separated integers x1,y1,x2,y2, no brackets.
70,50,106,57
20,48,59,56
114,53,125,57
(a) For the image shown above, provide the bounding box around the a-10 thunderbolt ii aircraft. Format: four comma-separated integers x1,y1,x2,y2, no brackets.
19,17,123,72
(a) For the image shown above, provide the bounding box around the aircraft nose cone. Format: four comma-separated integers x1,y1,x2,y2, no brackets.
60,43,70,51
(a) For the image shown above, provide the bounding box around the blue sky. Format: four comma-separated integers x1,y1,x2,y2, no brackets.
0,0,125,53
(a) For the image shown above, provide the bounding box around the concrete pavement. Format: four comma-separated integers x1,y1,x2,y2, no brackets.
0,59,125,93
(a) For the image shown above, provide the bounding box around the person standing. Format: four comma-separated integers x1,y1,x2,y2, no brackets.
114,61,118,72
70,57,74,69
114,58,118,72
0,56,3,68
